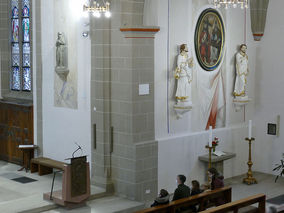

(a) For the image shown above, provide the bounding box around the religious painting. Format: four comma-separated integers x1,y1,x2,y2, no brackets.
194,8,225,71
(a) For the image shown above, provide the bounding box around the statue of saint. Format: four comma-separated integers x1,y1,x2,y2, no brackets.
56,32,65,68
233,44,249,98
174,44,193,102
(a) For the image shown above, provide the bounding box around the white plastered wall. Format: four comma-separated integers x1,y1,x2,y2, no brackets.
253,0,284,175
149,0,257,192
41,0,91,164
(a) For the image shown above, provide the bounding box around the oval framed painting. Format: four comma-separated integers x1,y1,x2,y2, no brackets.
194,8,225,71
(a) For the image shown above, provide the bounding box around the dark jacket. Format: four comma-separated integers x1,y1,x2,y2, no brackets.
172,184,191,201
211,175,225,205
151,195,170,207
190,188,203,196
211,175,224,190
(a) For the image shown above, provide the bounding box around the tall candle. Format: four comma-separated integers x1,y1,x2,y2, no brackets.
248,120,252,139
209,126,213,147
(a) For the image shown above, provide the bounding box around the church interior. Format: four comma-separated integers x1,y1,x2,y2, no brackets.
0,0,284,212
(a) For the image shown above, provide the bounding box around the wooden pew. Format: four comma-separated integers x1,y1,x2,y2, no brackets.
135,186,232,213
199,194,266,213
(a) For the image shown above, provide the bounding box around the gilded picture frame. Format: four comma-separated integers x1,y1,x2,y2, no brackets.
194,8,225,71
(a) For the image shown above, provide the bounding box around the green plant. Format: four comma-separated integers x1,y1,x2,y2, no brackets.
273,159,284,182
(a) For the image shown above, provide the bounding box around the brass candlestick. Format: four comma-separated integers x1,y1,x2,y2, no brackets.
243,137,257,185
205,145,213,184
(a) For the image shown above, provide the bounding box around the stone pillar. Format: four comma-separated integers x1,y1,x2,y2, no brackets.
90,0,160,202
115,26,159,201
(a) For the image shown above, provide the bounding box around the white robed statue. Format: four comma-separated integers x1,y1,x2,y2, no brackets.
174,44,193,102
233,44,249,99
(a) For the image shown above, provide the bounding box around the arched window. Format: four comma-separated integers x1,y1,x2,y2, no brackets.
11,0,31,91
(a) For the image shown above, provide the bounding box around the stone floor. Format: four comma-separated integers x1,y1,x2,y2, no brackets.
1,160,284,213
0,161,105,213
225,172,284,201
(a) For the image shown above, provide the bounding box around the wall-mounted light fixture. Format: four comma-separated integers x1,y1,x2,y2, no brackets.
83,0,111,18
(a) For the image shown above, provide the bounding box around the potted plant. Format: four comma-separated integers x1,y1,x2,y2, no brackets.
273,159,284,182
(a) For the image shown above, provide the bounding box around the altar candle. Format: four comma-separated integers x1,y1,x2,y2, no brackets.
209,126,213,147
248,120,252,139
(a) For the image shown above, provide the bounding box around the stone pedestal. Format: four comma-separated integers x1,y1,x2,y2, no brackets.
174,101,192,119
233,97,251,111
199,152,236,181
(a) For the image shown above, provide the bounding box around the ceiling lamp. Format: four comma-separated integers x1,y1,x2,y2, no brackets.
212,0,249,9
83,0,111,18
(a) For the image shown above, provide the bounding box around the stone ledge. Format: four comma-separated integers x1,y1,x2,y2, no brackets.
120,26,160,38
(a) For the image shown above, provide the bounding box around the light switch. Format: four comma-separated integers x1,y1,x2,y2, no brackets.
139,84,150,95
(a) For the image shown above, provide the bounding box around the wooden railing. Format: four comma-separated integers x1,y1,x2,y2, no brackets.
199,194,266,213
136,186,232,213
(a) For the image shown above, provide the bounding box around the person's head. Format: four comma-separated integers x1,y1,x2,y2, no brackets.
191,180,200,190
240,44,247,53
177,174,186,185
58,32,63,39
159,189,169,198
180,44,188,53
208,167,219,178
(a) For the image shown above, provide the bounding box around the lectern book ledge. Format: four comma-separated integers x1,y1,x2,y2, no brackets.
43,156,90,208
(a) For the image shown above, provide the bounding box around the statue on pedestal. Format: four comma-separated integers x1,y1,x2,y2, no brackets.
173,44,193,119
174,44,193,102
55,32,69,79
233,44,249,99
233,44,251,111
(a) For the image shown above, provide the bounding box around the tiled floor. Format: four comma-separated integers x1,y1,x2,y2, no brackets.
0,161,105,213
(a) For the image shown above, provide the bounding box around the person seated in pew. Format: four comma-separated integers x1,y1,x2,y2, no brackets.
189,180,203,212
172,174,191,201
150,189,170,207
208,167,225,206
208,167,224,190
172,175,191,213
190,180,203,196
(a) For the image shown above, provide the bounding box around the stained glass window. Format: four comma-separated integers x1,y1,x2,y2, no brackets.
11,19,19,42
12,43,20,66
22,18,29,42
12,67,21,90
11,0,19,18
22,43,30,67
23,68,31,91
22,0,29,17
11,0,32,91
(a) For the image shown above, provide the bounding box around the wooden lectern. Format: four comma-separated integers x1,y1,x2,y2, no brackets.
43,156,90,208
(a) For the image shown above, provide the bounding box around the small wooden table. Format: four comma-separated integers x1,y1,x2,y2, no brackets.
18,145,38,172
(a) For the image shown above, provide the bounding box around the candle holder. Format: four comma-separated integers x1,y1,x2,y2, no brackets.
205,145,213,184
243,137,257,185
